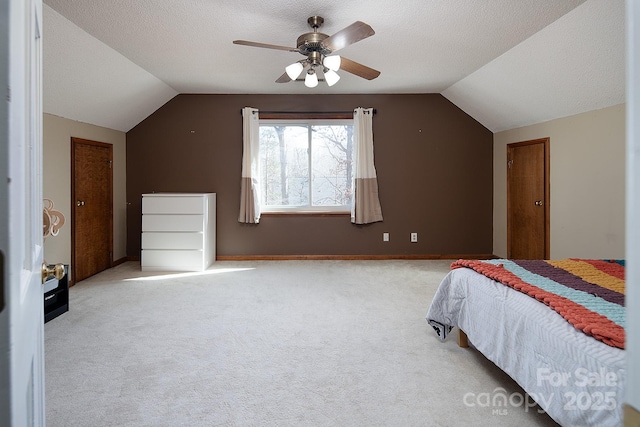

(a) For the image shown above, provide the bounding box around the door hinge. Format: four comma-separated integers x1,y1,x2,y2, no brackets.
108,160,112,169
507,159,513,169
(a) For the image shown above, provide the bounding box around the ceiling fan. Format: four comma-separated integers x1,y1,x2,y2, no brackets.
233,16,380,88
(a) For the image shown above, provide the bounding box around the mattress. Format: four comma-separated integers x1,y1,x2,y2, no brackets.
426,267,625,427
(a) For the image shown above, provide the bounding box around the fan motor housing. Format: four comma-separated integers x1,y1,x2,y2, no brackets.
297,32,331,56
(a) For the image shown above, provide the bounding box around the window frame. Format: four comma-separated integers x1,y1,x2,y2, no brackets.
258,117,354,214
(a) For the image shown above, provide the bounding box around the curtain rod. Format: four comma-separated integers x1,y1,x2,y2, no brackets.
244,109,376,115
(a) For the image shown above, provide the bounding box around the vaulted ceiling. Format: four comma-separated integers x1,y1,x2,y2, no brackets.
43,0,625,133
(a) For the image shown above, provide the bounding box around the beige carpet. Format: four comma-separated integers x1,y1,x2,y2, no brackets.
44,260,559,426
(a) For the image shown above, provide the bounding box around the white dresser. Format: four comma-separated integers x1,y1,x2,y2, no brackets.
141,193,216,271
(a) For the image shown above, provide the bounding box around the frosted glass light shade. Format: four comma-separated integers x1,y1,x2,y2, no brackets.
285,62,304,80
323,55,341,71
304,71,318,88
324,69,340,86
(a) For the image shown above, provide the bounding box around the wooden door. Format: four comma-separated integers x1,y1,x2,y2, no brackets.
507,138,550,259
1,0,46,424
71,138,113,283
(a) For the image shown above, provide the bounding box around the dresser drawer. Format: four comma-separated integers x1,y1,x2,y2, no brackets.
142,232,204,250
44,291,58,308
142,195,204,214
142,214,204,232
141,250,204,271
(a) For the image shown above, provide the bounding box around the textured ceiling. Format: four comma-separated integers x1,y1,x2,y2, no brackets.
443,0,625,132
42,0,625,133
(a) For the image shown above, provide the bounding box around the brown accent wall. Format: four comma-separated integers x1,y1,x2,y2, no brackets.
126,94,493,258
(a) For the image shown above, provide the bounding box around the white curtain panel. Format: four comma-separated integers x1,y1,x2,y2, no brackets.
238,107,261,223
352,107,383,224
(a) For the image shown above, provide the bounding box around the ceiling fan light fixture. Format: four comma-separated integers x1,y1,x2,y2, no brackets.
234,17,380,85
323,55,341,71
305,69,318,88
324,69,340,86
285,62,304,80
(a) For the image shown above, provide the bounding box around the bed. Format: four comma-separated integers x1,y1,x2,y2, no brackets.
426,259,625,427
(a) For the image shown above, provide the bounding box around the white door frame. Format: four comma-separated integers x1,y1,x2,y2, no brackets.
0,0,46,425
626,0,640,419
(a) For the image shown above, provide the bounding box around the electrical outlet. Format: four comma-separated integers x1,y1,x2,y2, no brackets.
411,232,418,242
383,232,390,242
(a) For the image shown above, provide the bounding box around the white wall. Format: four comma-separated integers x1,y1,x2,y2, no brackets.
493,104,626,259
43,113,127,265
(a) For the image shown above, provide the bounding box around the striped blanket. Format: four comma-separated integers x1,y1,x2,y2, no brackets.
451,259,625,349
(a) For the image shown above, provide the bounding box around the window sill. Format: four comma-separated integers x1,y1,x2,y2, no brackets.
261,211,350,217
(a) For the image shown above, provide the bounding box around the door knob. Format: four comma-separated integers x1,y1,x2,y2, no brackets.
534,200,543,206
77,200,85,207
42,263,65,284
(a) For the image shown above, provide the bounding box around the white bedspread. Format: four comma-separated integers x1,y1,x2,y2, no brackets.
426,267,625,427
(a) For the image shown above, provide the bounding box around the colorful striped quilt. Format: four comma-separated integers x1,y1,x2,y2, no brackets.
451,258,625,349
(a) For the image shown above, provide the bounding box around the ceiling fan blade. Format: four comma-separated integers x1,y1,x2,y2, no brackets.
233,40,298,52
276,72,292,83
322,21,375,52
340,57,380,80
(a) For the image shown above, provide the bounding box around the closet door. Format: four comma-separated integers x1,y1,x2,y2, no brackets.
72,138,113,282
507,138,549,259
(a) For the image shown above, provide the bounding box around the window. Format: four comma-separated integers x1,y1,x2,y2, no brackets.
259,119,354,212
